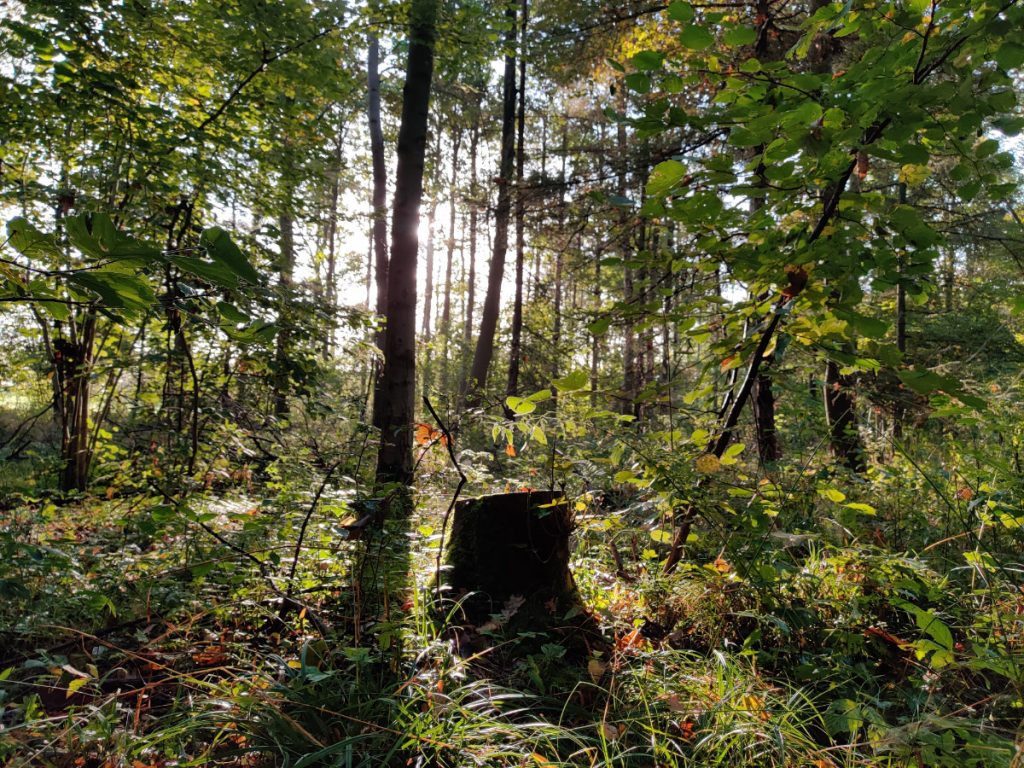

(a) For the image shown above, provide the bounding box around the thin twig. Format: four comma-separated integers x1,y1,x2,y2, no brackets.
423,396,467,594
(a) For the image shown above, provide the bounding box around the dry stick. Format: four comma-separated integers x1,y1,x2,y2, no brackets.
281,461,341,616
423,396,467,595
147,481,331,635
662,121,895,574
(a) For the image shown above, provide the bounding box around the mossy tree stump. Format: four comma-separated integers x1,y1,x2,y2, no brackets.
444,490,583,630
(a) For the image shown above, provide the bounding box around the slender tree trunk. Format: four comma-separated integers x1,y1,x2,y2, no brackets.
551,121,567,388
617,83,636,416
368,33,390,433
421,200,437,339
375,0,437,485
590,246,601,409
466,0,517,406
273,209,295,419
440,128,461,393
506,0,529,407
748,1,780,463
463,109,480,362
894,182,908,441
323,133,342,357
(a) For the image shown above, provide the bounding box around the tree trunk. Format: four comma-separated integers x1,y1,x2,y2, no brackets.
505,0,528,407
825,358,867,472
375,0,437,485
323,133,342,358
421,199,437,340
273,209,295,420
617,82,637,417
440,128,461,394
368,33,390,433
894,182,908,441
463,108,480,362
466,0,517,406
57,314,97,492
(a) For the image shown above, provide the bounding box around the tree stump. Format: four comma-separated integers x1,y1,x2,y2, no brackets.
444,490,583,630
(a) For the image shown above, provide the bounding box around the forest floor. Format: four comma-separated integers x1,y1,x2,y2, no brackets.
1,465,1023,767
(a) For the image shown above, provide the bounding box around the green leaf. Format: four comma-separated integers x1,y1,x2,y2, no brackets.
624,72,650,94
7,218,61,260
631,50,663,71
532,426,547,445
679,25,714,50
505,396,537,415
216,301,250,324
646,159,687,197
68,271,154,312
727,126,764,147
553,369,589,392
995,42,1024,70
845,502,876,515
724,26,757,46
200,227,259,284
667,1,694,22
527,388,552,403
897,368,956,395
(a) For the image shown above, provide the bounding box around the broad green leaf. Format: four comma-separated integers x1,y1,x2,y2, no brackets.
845,502,876,515
624,72,650,94
631,50,663,71
995,42,1024,70
724,26,757,46
679,25,714,50
200,227,259,284
7,217,61,260
553,369,589,392
505,396,537,415
667,1,694,22
68,271,154,312
646,160,687,197
588,316,611,336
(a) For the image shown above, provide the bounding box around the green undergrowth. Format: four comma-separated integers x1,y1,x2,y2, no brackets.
2,450,1024,767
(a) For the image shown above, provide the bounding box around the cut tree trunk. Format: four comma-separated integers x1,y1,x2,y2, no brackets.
445,491,582,627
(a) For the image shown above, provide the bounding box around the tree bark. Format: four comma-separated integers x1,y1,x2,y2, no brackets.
466,0,517,406
368,33,390,433
505,0,529,407
463,107,481,362
440,128,461,393
375,0,437,485
825,358,867,472
272,209,295,420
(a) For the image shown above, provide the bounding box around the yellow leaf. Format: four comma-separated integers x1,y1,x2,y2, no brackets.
530,753,557,767
695,454,721,474
587,658,607,682
66,676,90,698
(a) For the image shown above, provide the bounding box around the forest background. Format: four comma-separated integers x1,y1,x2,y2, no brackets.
2,0,1024,765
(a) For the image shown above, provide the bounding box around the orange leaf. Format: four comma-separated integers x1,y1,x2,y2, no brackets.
505,443,517,457
856,151,869,180
414,423,440,445
616,627,647,652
